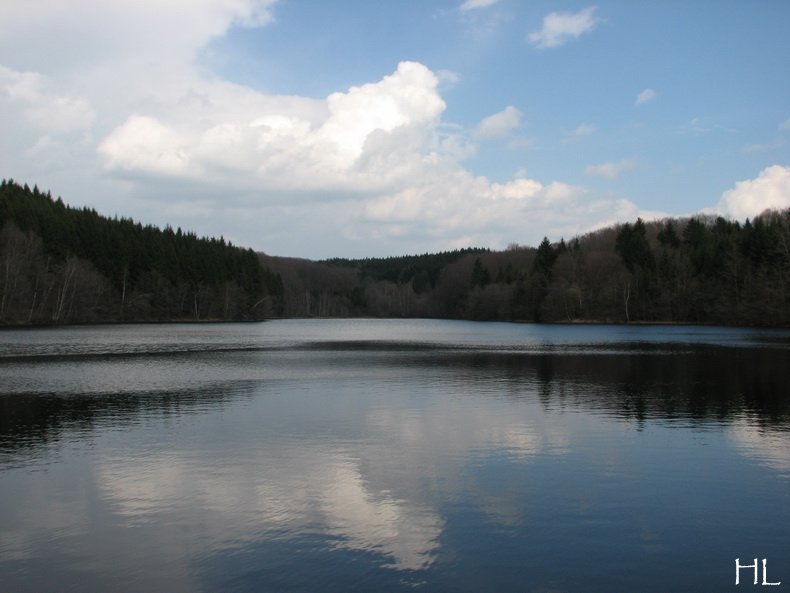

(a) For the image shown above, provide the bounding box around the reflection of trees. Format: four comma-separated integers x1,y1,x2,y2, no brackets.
0,384,241,460
420,345,790,426
2,343,788,464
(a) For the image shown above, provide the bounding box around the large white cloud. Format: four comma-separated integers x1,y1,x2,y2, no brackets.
717,165,790,220
97,61,444,193
0,66,95,133
0,0,277,74
0,0,656,257
90,53,646,254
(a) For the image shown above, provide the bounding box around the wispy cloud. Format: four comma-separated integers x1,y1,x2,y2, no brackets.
459,0,501,12
475,105,522,140
528,7,601,49
743,118,790,152
635,88,656,106
678,117,736,136
743,138,785,153
436,69,461,88
562,122,595,143
585,159,636,180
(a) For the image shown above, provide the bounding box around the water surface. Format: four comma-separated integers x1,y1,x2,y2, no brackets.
1,319,788,592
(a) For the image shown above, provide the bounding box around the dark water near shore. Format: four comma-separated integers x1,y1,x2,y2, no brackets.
1,319,788,593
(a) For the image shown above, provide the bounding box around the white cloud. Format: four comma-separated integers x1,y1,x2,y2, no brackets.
0,0,277,74
356,166,652,252
0,0,658,257
585,159,637,180
717,165,790,220
459,0,501,12
528,7,601,49
96,61,445,193
490,177,544,200
474,105,522,140
99,115,192,176
562,122,595,142
780,118,790,132
635,88,656,106
436,69,461,88
0,65,95,134
320,62,445,165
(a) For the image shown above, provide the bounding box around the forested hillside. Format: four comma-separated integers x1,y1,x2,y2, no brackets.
0,180,283,324
2,178,789,326
266,212,790,326
261,249,489,318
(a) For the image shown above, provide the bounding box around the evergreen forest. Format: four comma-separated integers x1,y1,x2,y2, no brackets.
0,180,283,324
2,179,789,326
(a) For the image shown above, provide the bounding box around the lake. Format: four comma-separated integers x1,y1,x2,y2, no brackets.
1,319,788,593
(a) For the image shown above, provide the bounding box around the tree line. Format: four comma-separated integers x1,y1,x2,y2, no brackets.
0,179,283,324
2,178,788,326
263,212,790,326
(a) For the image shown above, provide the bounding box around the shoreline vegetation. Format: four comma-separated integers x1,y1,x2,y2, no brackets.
0,316,768,329
2,179,789,328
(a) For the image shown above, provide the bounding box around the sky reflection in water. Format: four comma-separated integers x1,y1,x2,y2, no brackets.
0,319,788,593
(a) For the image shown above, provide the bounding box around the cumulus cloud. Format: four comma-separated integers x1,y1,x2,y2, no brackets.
717,165,790,220
635,88,656,105
0,0,288,203
357,167,649,252
99,115,191,177
474,105,522,140
0,0,656,257
0,0,277,73
321,63,445,164
91,56,638,254
528,7,601,49
95,60,446,194
0,65,95,134
585,159,637,180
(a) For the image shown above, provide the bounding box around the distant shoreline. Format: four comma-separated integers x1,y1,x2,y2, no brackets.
3,180,789,329
2,317,788,330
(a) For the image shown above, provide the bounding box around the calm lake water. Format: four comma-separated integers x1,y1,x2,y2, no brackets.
1,319,788,593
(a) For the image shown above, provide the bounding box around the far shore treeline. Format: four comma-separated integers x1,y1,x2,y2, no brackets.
1,179,789,326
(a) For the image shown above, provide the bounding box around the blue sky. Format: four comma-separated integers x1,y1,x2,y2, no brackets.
1,0,789,258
